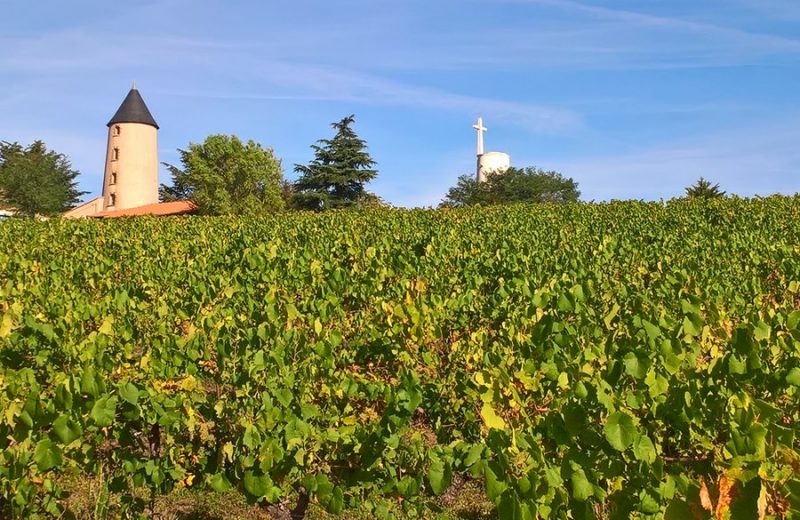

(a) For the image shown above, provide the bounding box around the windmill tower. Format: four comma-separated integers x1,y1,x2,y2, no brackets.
101,84,159,211
64,84,195,219
473,117,510,183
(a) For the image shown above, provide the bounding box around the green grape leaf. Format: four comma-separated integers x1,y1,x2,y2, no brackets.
52,415,82,444
243,471,273,499
498,490,533,520
570,467,593,501
34,439,62,471
682,316,701,337
327,486,344,514
207,472,232,492
464,444,484,467
633,434,657,464
80,367,101,397
664,499,693,519
604,412,637,451
427,458,452,495
623,353,648,379
90,396,117,427
486,465,508,501
118,382,140,405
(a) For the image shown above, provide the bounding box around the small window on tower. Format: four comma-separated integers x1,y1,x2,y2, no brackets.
109,193,116,207
113,125,121,136
110,172,117,185
112,148,119,161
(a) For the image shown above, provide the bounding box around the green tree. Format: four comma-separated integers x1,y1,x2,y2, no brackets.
440,174,492,208
441,166,580,208
685,177,726,199
293,115,378,210
160,134,284,215
0,140,85,216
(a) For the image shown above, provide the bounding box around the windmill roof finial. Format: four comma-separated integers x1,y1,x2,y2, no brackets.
108,85,158,129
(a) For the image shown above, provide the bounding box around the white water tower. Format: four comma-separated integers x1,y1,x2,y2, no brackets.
473,117,510,183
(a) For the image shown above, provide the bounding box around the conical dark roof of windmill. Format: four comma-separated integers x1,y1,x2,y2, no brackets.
107,87,159,129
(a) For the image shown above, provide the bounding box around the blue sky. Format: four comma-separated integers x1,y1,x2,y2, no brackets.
1,0,798,206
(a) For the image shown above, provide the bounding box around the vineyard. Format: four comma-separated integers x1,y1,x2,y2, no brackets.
1,198,800,519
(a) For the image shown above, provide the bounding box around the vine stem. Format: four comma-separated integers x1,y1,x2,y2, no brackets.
291,487,310,519
662,455,713,464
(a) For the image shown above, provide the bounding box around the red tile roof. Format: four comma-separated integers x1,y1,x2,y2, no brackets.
94,200,196,218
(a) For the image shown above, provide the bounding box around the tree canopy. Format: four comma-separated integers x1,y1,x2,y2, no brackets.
293,115,378,210
441,166,580,208
160,134,284,215
0,140,84,217
685,177,726,199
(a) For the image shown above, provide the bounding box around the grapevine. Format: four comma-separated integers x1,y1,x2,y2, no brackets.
1,198,799,518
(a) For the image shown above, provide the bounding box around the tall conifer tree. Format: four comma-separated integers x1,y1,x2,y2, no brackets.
293,115,378,210
685,177,726,199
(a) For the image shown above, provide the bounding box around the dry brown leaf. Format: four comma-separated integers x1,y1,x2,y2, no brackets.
699,479,714,513
715,476,738,519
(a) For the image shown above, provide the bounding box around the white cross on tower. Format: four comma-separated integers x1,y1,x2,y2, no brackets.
473,116,487,157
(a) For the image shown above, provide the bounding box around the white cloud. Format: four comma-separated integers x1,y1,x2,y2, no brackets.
540,118,800,200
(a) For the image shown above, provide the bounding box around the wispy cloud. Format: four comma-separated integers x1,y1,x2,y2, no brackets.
485,0,800,69
0,32,243,72
515,0,800,49
0,29,583,133
733,0,800,20
540,117,800,200
248,62,582,132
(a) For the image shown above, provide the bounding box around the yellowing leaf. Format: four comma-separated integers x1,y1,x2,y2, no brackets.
223,442,234,462
98,317,114,336
757,482,768,520
0,314,13,338
480,402,506,431
179,375,199,391
4,400,21,427
286,303,301,322
604,304,620,329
